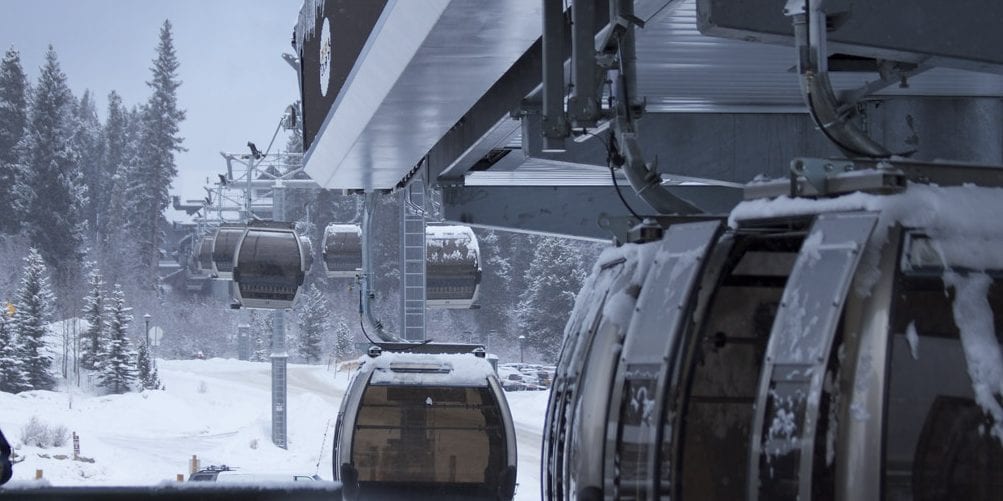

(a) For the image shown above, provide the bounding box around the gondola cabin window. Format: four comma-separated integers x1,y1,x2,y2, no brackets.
886,235,1003,500
351,385,505,486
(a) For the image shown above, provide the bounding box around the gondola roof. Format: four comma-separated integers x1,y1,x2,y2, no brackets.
362,352,496,387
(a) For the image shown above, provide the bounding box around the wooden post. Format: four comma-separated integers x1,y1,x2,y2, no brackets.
35,469,43,480
189,455,199,475
72,432,80,460
177,474,185,482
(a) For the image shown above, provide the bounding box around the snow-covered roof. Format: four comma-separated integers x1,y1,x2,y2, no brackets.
426,225,480,266
362,352,494,387
731,183,1003,272
324,224,361,237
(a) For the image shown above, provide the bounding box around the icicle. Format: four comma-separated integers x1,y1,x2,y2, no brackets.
944,272,1003,444
294,0,326,52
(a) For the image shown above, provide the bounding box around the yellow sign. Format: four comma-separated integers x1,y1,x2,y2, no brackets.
5,303,14,317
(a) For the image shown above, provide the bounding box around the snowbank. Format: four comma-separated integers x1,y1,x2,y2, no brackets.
0,359,348,486
0,357,548,500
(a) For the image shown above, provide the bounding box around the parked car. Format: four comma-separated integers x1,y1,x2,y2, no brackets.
187,465,233,481
189,465,319,483
215,471,320,483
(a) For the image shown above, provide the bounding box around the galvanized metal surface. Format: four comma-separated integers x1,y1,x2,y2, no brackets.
304,0,542,190
607,220,721,497
836,227,899,501
271,311,288,450
304,0,1003,192
400,182,426,340
637,0,1003,112
699,0,1003,74
748,212,878,500
442,181,738,241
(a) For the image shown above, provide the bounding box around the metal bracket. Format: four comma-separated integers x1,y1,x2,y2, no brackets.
791,157,854,194
627,218,665,243
599,213,725,245
743,157,906,200
787,0,893,158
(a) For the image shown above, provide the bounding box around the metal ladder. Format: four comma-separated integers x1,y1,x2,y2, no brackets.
400,182,427,341
270,310,287,448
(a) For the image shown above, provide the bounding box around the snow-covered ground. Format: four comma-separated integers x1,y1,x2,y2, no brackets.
0,358,550,500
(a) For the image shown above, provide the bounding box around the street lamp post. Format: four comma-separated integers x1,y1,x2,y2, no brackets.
518,335,526,364
144,314,151,347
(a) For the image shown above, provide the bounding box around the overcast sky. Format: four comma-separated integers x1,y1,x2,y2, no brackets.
0,0,302,221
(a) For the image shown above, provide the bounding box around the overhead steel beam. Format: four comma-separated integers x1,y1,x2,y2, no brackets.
698,0,1003,74
426,1,604,184
523,111,842,183
569,0,601,129
440,183,739,241
427,0,673,184
542,0,570,152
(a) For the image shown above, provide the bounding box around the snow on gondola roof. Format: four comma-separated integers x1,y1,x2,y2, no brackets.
730,183,1003,271
361,352,495,387
324,224,362,236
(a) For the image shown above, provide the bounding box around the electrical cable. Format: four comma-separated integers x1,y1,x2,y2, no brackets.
799,0,894,159
595,131,643,221
357,288,378,345
610,162,642,221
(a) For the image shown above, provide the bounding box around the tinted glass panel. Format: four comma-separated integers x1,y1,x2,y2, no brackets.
237,231,301,298
213,229,243,273
886,274,1003,500
676,234,801,500
352,385,505,487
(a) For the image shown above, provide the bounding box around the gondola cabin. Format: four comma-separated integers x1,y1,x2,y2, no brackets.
300,235,315,273
323,224,363,278
543,163,1003,500
426,225,482,309
231,223,308,309
212,225,245,279
194,234,215,275
334,344,517,500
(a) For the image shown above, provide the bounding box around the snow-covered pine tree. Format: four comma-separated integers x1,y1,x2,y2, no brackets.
333,317,354,364
0,46,30,235
79,267,105,371
126,21,185,288
0,310,29,393
96,91,127,246
13,248,56,390
72,90,102,242
136,341,150,385
14,46,86,283
99,101,140,287
515,236,597,361
471,229,517,346
296,285,329,363
135,341,160,390
98,284,136,394
148,364,161,390
250,310,271,362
